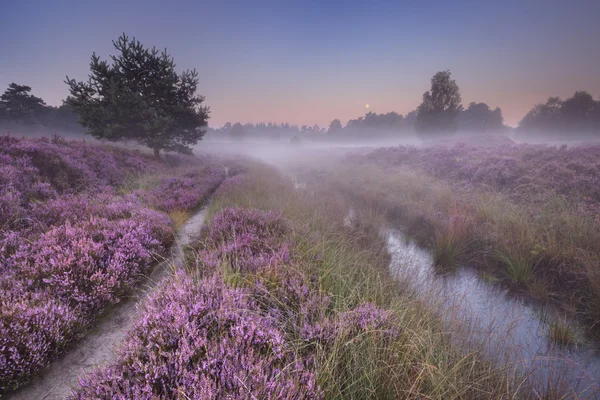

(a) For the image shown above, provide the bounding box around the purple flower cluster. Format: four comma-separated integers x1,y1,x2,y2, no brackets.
197,208,291,273
75,204,401,398
0,137,228,390
0,135,160,229
0,195,173,390
139,167,225,212
1,135,158,193
74,273,320,399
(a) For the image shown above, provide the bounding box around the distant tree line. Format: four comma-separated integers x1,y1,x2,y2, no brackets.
0,83,81,133
411,70,600,139
6,54,600,147
216,71,510,142
518,91,600,138
209,122,323,141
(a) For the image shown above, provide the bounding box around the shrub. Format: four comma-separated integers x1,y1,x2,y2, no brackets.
74,274,320,399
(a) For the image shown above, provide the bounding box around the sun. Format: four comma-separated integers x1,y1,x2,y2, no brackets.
365,104,370,109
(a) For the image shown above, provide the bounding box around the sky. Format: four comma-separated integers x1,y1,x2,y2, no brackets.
1,0,599,128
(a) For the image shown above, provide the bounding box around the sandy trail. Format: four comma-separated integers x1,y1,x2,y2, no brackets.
7,208,208,400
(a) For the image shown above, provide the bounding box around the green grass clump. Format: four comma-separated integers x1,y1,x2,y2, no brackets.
432,226,468,270
495,250,535,285
548,318,579,347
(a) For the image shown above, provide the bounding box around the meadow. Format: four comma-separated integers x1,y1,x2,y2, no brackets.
2,137,599,399
71,162,596,399
294,144,600,337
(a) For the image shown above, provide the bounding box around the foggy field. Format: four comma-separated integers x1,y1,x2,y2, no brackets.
3,2,600,397
2,136,600,399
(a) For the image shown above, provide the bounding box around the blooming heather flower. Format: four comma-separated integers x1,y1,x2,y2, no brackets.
73,273,321,399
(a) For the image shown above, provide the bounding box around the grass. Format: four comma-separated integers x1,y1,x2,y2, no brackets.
548,318,580,347
432,223,470,270
200,164,547,399
495,250,535,285
296,159,600,336
481,272,499,283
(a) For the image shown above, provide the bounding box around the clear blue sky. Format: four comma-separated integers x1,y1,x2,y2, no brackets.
1,0,599,127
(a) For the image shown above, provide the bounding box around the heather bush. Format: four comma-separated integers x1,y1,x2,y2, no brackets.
12,215,168,311
0,136,228,391
0,204,173,390
193,207,291,274
74,273,321,399
359,143,600,213
0,135,160,197
138,167,225,212
0,288,81,390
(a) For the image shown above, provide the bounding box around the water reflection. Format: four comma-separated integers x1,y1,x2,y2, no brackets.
386,228,600,395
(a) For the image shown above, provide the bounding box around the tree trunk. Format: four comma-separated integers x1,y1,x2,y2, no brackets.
153,148,160,159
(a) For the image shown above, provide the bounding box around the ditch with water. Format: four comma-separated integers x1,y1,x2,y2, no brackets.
346,203,600,396
296,156,600,398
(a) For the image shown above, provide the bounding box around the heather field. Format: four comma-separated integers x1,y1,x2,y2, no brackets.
0,136,226,392
5,3,599,397
3,139,600,399
67,163,600,399
71,166,523,399
293,144,600,337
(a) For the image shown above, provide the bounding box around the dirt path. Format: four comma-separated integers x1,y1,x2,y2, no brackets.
7,208,208,400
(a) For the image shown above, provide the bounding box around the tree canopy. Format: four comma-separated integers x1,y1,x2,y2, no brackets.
415,71,462,135
328,119,342,134
518,91,600,137
229,123,245,141
0,83,46,124
66,34,209,156
459,102,505,132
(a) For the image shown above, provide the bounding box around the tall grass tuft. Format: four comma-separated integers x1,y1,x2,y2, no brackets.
495,249,535,285
432,226,466,270
548,318,580,347
431,212,471,270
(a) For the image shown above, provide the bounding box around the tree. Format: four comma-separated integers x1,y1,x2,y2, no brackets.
405,110,417,124
415,71,462,135
328,119,342,134
0,83,46,124
518,91,600,137
561,91,596,132
66,34,209,157
459,102,505,132
230,122,245,141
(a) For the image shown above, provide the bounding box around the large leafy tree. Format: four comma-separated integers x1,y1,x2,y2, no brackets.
328,118,342,134
459,102,505,132
66,34,209,156
229,123,245,141
0,83,46,124
415,70,462,135
518,91,600,137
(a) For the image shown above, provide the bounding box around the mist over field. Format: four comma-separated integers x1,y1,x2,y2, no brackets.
2,1,600,399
